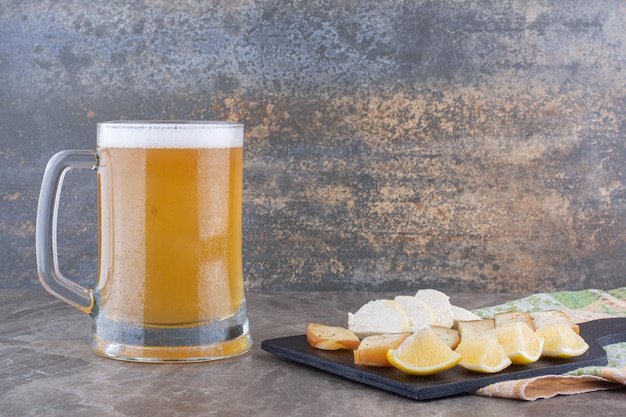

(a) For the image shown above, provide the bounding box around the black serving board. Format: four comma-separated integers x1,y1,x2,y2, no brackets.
261,318,626,400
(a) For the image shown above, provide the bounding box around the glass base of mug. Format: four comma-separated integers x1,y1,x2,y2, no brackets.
89,307,252,363
90,332,252,363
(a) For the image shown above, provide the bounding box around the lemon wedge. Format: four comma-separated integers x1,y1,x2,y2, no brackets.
387,326,461,375
535,324,589,358
455,328,512,373
496,322,544,364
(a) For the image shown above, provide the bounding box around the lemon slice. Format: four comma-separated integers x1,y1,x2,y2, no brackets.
387,326,461,375
496,322,544,364
535,324,589,358
455,328,512,373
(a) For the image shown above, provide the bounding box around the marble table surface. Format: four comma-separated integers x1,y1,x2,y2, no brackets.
1,289,624,416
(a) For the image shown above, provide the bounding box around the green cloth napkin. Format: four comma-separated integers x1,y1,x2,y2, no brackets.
470,288,626,400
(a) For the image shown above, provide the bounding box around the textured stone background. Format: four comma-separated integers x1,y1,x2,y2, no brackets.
2,0,626,293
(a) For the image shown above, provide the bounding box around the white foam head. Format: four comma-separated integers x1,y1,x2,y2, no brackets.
97,121,243,148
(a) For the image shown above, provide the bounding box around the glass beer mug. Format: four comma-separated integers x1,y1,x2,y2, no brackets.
36,121,252,362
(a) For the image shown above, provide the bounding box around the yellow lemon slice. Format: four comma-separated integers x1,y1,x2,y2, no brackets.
496,322,544,364
455,328,512,373
387,326,461,375
535,324,589,358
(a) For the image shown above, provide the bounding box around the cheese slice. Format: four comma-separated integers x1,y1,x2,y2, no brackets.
529,310,580,334
353,333,411,367
431,326,461,349
456,318,495,337
394,295,437,331
307,323,361,350
415,289,452,317
494,310,535,330
416,289,454,328
451,305,481,322
347,299,411,338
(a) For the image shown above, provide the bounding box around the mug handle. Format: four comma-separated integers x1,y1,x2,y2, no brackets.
36,150,99,314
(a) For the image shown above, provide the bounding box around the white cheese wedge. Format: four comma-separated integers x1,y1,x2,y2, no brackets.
451,305,482,322
415,289,452,317
393,295,437,331
347,299,411,338
416,289,454,328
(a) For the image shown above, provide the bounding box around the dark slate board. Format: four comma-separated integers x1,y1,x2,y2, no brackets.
261,318,626,400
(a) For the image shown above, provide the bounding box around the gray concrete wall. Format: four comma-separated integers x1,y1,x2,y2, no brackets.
2,0,626,293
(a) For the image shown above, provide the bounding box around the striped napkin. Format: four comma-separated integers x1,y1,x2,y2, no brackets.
471,288,626,400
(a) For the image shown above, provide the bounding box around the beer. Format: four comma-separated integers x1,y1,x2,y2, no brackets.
96,146,244,325
92,121,250,361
